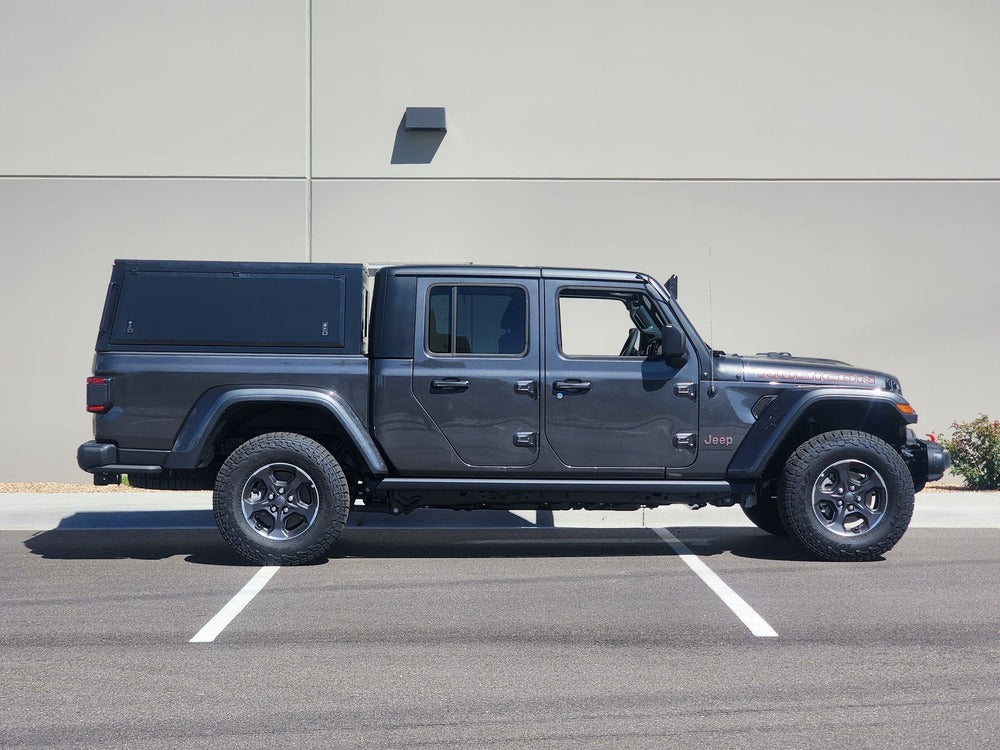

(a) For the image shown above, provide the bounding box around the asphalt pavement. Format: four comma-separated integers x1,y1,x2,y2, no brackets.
2,491,998,749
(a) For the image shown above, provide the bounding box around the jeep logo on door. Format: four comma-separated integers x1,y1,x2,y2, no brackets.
703,434,734,447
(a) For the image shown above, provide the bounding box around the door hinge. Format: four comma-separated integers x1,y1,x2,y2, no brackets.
673,432,697,449
674,382,697,399
513,432,538,448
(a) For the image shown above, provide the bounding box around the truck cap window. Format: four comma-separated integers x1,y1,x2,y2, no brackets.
427,285,527,356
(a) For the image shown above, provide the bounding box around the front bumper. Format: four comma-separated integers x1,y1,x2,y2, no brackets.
903,431,951,488
924,439,951,482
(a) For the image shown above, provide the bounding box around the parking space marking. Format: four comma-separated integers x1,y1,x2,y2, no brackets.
653,528,778,638
190,566,279,643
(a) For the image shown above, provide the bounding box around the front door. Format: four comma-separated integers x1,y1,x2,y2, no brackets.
411,278,541,469
543,279,699,471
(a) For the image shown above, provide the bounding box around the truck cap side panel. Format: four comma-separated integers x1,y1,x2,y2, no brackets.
97,260,364,354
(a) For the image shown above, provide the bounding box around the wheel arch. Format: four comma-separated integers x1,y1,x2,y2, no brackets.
728,388,915,487
164,386,388,479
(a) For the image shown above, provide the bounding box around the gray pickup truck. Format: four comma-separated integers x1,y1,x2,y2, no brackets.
78,260,949,564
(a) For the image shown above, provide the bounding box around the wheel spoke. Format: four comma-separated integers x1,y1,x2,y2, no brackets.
851,501,883,526
270,468,298,497
823,503,849,532
816,484,840,500
286,476,315,508
243,492,271,511
836,465,854,493
853,475,880,496
268,516,289,539
254,508,279,533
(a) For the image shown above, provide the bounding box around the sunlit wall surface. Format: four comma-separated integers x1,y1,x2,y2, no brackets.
1,1,997,480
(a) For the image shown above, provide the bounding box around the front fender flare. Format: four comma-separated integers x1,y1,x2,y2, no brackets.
164,386,388,476
727,387,916,481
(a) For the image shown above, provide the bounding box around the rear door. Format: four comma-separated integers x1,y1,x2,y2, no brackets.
411,277,541,468
543,278,699,471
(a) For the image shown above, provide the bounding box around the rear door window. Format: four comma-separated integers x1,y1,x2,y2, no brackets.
427,285,527,356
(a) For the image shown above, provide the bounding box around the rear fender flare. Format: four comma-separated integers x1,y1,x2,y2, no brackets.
164,386,388,476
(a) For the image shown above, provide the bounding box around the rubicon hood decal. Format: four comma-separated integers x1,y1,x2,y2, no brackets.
744,365,879,386
741,354,888,387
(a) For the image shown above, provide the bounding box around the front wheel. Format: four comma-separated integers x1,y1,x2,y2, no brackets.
778,430,914,562
213,432,350,565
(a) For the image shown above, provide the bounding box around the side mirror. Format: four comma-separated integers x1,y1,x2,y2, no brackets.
661,324,687,360
666,274,678,300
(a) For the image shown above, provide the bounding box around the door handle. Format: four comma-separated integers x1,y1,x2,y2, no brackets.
431,378,470,391
553,379,592,393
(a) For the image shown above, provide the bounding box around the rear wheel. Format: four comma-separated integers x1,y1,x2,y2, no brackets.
778,430,913,561
213,432,350,565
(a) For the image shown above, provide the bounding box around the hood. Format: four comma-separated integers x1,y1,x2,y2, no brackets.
737,352,901,391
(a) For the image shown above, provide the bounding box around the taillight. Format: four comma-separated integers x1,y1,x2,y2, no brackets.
86,376,112,413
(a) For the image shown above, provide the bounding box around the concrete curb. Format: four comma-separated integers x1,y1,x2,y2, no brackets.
2,491,998,531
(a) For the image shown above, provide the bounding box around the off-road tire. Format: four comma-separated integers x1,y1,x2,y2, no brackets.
213,432,349,565
741,496,789,537
778,430,914,562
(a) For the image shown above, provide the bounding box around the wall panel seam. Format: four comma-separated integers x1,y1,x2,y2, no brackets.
311,177,1000,184
3,176,998,183
0,176,308,181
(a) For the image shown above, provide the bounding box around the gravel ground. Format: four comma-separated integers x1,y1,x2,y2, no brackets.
0,482,156,493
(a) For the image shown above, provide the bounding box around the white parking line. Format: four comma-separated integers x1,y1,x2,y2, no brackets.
652,528,778,638
190,566,279,643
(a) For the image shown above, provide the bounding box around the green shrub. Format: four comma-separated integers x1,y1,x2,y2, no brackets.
938,415,1000,490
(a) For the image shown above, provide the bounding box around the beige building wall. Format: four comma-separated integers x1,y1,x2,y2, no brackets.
0,0,997,481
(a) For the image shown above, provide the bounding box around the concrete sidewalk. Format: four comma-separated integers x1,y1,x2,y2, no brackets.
2,491,997,531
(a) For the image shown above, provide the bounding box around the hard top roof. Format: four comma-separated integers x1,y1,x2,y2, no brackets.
379,264,648,283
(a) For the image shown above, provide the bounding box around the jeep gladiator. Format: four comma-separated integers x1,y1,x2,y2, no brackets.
78,260,949,564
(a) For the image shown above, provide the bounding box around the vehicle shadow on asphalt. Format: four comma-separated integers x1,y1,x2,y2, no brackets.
22,525,823,565
335,527,824,563
22,528,249,565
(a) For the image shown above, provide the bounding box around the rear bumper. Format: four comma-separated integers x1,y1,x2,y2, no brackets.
77,441,164,483
77,441,117,471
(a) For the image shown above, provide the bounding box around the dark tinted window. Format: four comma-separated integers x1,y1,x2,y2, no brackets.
427,285,527,355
